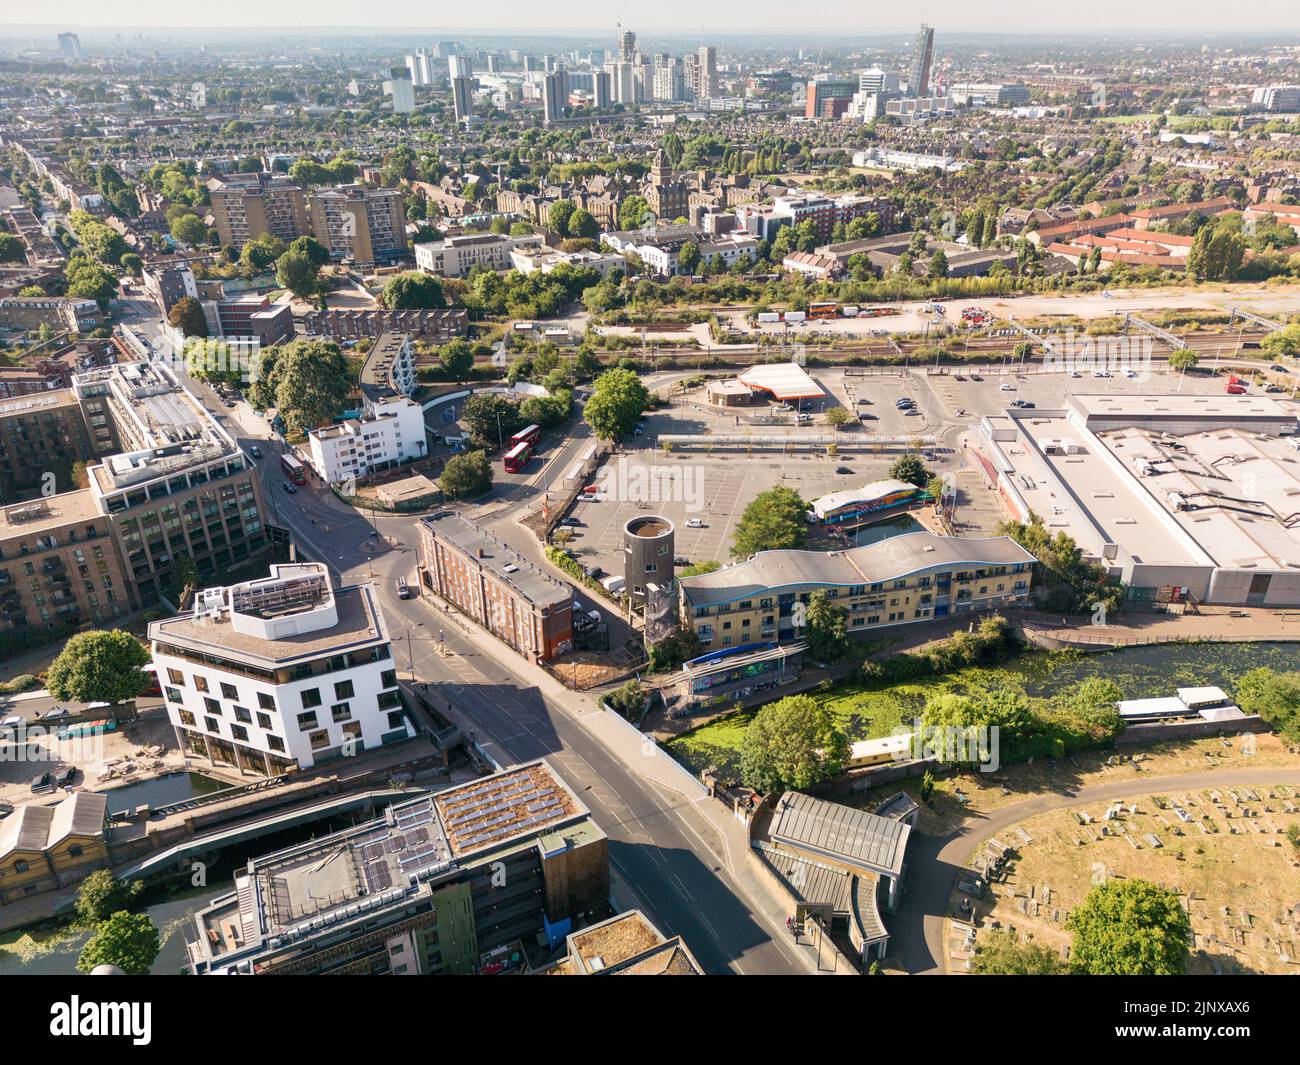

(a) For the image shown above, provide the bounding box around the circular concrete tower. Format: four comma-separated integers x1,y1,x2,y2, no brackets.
623,515,675,599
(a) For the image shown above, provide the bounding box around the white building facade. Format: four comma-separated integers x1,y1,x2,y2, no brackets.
307,396,427,485
414,233,542,278
149,564,413,773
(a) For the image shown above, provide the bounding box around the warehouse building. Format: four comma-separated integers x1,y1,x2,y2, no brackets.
980,395,1300,606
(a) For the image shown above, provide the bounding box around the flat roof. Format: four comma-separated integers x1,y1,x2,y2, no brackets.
421,512,570,610
679,532,1034,608
1071,393,1297,423
0,489,100,539
150,582,386,665
737,361,823,401
432,761,587,859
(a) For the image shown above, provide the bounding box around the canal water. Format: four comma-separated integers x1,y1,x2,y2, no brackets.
100,771,230,817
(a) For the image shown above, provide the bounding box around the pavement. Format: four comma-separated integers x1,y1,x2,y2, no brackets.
891,766,1300,974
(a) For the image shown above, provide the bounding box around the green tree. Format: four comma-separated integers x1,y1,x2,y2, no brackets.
567,207,600,241
47,630,149,705
547,199,576,238
262,339,354,436
618,194,650,229
77,911,160,975
185,339,246,389
381,271,446,310
75,871,143,926
1067,879,1191,975
731,485,807,558
825,406,851,429
802,589,851,663
1168,349,1199,374
1235,667,1300,742
440,449,492,498
274,249,320,298
240,234,284,274
889,454,931,488
739,694,849,794
583,366,648,440
289,235,331,267
971,931,1064,975
64,255,118,310
462,392,522,447
167,296,208,338
437,339,475,381
169,212,207,247
0,233,25,263
928,248,949,279
1261,323,1300,362
677,241,701,274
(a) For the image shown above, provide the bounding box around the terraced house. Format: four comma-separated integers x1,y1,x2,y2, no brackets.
677,532,1035,648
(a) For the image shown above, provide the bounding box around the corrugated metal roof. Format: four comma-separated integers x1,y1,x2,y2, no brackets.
770,791,909,879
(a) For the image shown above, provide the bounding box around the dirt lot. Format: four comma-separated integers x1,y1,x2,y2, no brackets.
962,781,1300,975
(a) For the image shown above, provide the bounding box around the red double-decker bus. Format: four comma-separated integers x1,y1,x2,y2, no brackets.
512,424,541,447
503,440,532,473
280,453,307,484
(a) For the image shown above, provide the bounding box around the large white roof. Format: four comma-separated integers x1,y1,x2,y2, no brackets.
737,361,823,401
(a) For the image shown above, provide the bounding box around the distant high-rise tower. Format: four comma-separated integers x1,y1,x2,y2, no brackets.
452,76,474,123
909,24,934,97
448,54,473,80
543,70,567,125
593,70,611,109
697,45,719,99
386,67,415,114
57,32,82,62
619,29,637,63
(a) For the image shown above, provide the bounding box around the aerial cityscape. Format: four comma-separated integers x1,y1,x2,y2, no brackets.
1,6,1299,1013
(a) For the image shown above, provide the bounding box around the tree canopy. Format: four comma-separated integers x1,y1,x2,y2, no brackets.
47,629,149,705
1067,878,1191,975
77,911,161,976
247,339,353,436
381,271,446,310
440,449,492,498
731,485,807,558
739,694,849,794
583,367,648,441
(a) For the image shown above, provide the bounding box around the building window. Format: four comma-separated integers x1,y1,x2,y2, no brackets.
178,710,196,727
297,711,319,731
380,669,398,689
257,692,276,711
309,729,331,750
220,682,239,701
69,845,84,858
231,725,249,742
15,860,29,874
267,734,285,752
334,679,355,700
205,717,220,733
193,675,209,693
257,712,272,730
300,688,322,709
331,702,352,723
203,697,220,715
234,706,252,724
167,668,184,685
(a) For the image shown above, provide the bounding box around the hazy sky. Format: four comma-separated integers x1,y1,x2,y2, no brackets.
5,1,1300,34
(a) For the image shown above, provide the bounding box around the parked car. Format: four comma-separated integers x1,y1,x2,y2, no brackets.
674,556,691,566
54,766,77,787
1,714,22,729
558,517,583,527
576,492,600,503
396,577,413,600
999,382,1016,392
280,480,298,493
685,518,706,528
249,445,263,460
39,706,71,721
835,466,853,475
30,771,54,794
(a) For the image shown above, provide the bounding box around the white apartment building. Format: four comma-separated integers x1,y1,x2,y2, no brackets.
149,563,413,774
414,232,543,278
307,396,428,485
509,245,626,279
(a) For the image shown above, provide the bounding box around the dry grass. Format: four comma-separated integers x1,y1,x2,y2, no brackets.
962,782,1300,975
